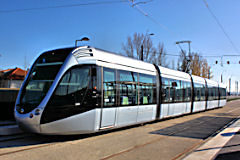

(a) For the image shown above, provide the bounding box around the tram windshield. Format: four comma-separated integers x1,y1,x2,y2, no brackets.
18,49,72,113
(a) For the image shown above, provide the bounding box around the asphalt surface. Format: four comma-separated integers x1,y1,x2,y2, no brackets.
0,100,240,160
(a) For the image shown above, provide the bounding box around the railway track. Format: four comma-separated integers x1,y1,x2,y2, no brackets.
0,100,239,160
101,107,240,160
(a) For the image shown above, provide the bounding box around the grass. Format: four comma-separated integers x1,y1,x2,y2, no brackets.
227,97,240,102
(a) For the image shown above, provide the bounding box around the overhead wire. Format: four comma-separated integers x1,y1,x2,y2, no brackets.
128,0,179,38
0,0,129,13
202,0,240,54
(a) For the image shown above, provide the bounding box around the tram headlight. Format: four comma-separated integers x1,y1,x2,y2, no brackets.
34,109,41,116
29,113,33,118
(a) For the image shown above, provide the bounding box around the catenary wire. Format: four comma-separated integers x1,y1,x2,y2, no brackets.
202,0,240,54
128,0,179,38
0,0,129,13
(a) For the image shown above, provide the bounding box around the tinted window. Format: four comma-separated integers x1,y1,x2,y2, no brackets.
182,81,191,102
41,65,94,124
18,49,71,114
169,79,181,102
194,83,206,101
200,84,206,101
162,78,191,103
139,74,156,104
103,68,116,107
208,86,218,101
220,88,227,99
175,80,182,102
118,71,138,105
162,78,170,103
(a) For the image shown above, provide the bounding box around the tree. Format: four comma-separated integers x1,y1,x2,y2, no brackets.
122,32,168,67
122,32,154,62
151,43,169,67
177,50,190,73
190,53,201,76
201,59,213,79
177,51,213,78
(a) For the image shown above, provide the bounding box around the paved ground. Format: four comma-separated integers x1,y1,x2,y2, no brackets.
0,100,240,160
214,124,240,160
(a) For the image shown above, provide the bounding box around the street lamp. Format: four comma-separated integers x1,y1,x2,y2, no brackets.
176,40,191,73
140,33,154,61
176,40,191,55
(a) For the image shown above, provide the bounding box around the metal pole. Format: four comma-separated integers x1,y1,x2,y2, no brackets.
140,44,143,61
188,41,191,55
236,81,238,95
229,78,231,95
140,33,154,61
208,68,210,79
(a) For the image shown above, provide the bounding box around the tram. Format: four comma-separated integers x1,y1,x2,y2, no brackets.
14,46,227,135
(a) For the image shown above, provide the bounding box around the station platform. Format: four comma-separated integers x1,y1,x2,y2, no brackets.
184,117,240,160
0,121,23,135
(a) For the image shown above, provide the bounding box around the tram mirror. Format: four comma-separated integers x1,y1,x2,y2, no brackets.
172,82,177,87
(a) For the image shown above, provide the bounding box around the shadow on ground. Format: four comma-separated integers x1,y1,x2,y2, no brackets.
150,116,234,139
214,150,240,160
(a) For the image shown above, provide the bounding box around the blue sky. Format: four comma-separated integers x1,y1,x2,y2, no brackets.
1,0,240,92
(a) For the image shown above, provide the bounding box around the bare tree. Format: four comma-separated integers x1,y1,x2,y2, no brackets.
122,32,168,67
122,32,155,62
122,36,134,58
151,43,169,67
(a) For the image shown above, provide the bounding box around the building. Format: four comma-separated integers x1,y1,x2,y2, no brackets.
0,67,28,88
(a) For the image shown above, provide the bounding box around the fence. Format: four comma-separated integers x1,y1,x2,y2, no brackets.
0,80,23,88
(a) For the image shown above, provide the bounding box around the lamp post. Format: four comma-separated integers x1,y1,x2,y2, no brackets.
176,40,191,73
140,33,154,61
176,40,191,55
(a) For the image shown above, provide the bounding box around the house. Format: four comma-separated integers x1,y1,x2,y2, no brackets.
0,67,28,80
0,67,28,88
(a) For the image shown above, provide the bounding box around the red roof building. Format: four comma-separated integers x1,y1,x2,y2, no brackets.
0,67,28,80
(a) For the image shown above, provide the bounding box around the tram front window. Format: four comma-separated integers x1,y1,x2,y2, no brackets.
17,49,71,114
40,65,95,124
49,66,91,107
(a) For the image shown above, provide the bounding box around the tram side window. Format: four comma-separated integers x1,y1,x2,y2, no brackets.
139,74,156,105
162,77,170,103
182,81,186,102
118,70,138,105
211,87,216,100
194,83,201,101
215,87,219,100
182,81,191,102
208,86,214,101
200,84,206,101
224,88,227,98
169,79,174,102
175,80,182,102
186,81,192,102
103,68,116,107
169,79,177,102
220,88,227,99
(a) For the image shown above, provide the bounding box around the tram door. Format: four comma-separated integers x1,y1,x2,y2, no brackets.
100,68,117,128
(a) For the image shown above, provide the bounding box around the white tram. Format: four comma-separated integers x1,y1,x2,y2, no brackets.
14,46,227,135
